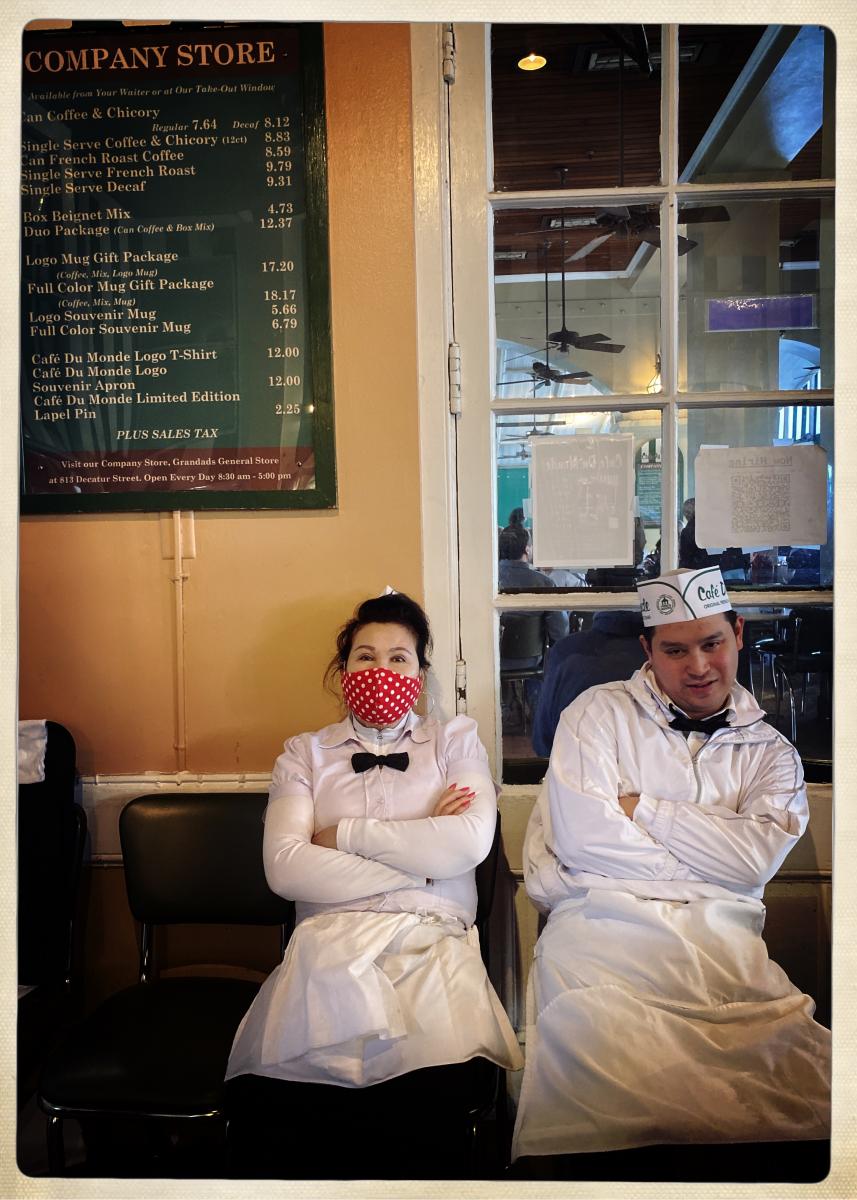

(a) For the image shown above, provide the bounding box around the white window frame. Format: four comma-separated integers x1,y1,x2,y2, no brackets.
413,23,834,778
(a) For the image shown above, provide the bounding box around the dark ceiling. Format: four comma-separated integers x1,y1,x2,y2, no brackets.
490,24,828,276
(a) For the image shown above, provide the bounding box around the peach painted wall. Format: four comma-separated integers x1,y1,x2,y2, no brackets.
18,24,423,776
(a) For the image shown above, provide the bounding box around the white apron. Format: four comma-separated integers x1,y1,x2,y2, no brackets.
227,909,523,1087
512,889,830,1159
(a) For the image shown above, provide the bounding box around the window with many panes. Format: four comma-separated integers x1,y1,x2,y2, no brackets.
447,24,834,784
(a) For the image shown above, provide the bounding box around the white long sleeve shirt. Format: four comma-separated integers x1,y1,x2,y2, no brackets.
525,663,808,909
264,711,498,927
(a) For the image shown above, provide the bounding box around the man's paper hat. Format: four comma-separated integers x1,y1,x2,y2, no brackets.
636,566,731,627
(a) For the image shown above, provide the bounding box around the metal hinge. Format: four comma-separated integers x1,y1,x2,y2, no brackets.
442,24,456,85
455,658,467,713
448,341,461,414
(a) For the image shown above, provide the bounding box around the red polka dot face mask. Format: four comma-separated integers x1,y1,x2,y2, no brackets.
341,667,423,727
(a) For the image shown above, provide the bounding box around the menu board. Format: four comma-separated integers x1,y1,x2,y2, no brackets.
20,22,334,512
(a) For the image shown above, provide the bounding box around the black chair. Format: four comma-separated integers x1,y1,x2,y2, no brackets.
773,606,833,744
500,612,548,735
749,613,795,702
18,722,87,1107
226,815,512,1180
37,792,294,1176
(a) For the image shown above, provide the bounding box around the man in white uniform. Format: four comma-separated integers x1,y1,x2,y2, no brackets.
513,566,830,1170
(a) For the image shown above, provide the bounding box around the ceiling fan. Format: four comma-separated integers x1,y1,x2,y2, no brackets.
498,243,596,390
544,214,625,354
501,359,593,389
564,203,730,262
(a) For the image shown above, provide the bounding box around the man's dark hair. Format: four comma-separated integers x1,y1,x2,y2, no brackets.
499,525,529,561
641,607,738,648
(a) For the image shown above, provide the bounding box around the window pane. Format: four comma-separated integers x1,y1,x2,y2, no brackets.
499,606,647,782
678,404,833,587
500,601,831,783
494,208,661,397
679,25,835,183
496,409,663,584
491,24,662,191
678,196,833,392
738,604,832,765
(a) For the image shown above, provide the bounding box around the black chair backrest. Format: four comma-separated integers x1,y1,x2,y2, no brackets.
500,612,546,662
793,605,833,655
120,793,294,927
474,812,501,934
18,721,87,987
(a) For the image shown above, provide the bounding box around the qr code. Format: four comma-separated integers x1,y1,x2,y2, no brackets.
731,473,790,533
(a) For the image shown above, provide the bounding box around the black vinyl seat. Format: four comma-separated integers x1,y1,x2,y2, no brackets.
18,722,87,1109
225,816,512,1180
37,792,294,1175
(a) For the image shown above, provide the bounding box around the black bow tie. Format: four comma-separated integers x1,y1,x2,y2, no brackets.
351,751,409,773
668,707,731,736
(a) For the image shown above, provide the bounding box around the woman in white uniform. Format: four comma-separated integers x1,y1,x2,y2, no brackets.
225,591,522,1177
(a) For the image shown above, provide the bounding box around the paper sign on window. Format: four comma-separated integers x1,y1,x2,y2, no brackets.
530,434,635,568
695,444,828,549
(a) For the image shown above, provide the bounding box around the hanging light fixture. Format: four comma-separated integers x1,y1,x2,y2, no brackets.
646,353,662,393
518,50,547,71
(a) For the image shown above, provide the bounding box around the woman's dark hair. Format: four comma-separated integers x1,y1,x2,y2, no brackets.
641,607,738,648
324,592,432,692
507,507,525,527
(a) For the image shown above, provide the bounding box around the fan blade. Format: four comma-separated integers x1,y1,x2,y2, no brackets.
677,234,698,256
679,205,730,224
573,338,625,354
557,372,592,381
571,333,612,348
567,233,614,262
636,225,661,248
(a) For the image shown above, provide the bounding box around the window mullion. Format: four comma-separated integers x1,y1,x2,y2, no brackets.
660,23,680,572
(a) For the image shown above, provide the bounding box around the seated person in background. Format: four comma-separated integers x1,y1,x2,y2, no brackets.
788,547,821,585
513,566,829,1162
680,506,745,580
226,591,522,1176
498,525,569,647
639,537,662,579
750,549,776,584
531,610,646,758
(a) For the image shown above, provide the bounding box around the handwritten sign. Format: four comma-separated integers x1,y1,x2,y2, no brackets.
530,434,635,568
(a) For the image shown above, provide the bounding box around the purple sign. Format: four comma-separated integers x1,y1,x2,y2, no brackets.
706,294,816,333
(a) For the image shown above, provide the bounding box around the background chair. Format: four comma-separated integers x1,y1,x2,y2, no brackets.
500,612,548,735
37,792,294,1177
773,606,833,745
226,815,514,1180
18,722,87,1108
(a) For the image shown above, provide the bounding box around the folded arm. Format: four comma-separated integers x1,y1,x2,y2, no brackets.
263,792,426,902
547,704,687,881
632,741,807,889
337,765,497,879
